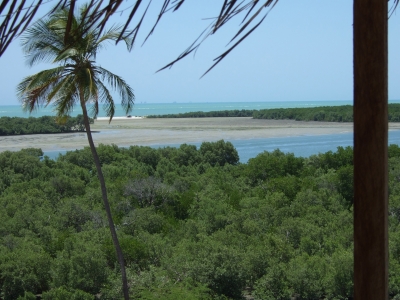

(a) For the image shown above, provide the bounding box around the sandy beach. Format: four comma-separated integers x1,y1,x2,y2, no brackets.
1,117,399,153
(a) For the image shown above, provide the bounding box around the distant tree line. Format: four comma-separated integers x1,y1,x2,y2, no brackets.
147,109,255,118
253,105,354,122
147,104,400,122
0,115,94,136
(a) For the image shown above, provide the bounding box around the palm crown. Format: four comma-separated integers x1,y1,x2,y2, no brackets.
17,4,134,122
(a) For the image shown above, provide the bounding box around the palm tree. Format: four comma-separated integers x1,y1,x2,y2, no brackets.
16,5,133,299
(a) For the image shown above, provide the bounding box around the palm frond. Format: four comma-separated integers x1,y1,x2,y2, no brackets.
91,99,100,120
94,78,115,122
18,77,59,113
50,75,80,117
201,13,268,78
141,0,172,45
21,18,65,65
157,0,279,75
95,24,133,51
46,73,76,101
17,67,64,97
115,0,146,49
27,67,66,89
86,75,100,119
90,0,280,73
96,66,135,115
390,0,400,16
17,67,67,112
0,0,44,56
54,47,80,62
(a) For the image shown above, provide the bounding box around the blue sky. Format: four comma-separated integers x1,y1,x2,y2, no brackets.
0,1,399,106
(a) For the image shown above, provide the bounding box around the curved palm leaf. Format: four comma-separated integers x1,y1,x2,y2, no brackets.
17,67,67,110
94,79,116,121
97,66,134,115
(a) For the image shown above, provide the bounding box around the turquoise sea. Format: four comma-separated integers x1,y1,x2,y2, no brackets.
0,100,356,118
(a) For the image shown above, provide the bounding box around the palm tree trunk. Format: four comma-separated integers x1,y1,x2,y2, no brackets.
79,95,130,300
353,0,388,299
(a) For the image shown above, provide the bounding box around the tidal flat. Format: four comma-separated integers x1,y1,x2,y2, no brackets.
0,117,391,152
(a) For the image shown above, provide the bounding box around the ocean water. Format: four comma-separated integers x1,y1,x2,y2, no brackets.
0,100,356,118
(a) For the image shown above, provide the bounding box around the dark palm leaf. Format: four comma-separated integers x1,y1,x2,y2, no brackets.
2,0,399,73
94,78,116,121
97,66,135,114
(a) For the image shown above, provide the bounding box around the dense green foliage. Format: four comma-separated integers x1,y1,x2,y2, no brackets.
2,141,400,299
253,105,354,122
0,115,93,136
253,104,400,122
147,104,400,123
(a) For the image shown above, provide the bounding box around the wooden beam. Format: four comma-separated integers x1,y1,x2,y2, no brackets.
353,1,388,299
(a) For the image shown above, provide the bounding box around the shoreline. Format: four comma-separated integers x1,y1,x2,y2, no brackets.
96,116,144,120
0,117,398,153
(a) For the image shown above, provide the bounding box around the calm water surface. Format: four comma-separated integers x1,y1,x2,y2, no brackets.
43,130,400,163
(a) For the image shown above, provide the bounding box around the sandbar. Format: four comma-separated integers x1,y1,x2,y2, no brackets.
1,117,399,152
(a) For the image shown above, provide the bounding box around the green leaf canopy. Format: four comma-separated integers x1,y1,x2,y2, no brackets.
17,4,134,122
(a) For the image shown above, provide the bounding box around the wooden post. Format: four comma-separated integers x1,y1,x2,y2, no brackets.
353,1,388,299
